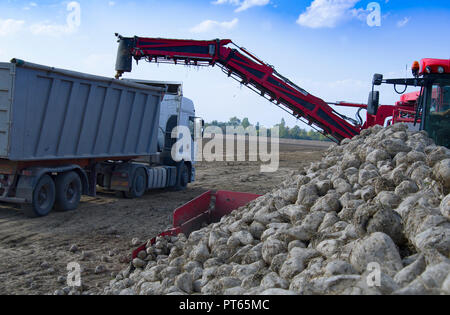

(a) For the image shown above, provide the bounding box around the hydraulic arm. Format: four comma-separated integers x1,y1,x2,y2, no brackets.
115,35,361,141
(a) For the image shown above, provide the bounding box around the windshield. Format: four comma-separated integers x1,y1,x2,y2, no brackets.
425,79,450,148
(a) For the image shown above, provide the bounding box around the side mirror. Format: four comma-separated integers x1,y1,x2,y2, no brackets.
367,91,380,116
194,118,204,139
372,74,383,86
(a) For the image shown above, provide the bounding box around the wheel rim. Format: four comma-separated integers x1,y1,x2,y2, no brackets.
37,184,51,209
181,167,189,187
135,175,145,193
66,181,77,203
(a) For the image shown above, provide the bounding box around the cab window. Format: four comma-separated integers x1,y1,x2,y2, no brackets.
189,117,195,140
426,80,450,148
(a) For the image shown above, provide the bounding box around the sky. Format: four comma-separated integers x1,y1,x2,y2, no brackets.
1,0,450,129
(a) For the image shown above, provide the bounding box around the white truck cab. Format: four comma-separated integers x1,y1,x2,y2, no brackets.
123,79,202,184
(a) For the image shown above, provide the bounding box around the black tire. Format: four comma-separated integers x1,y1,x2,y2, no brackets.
172,162,189,191
124,168,147,199
55,172,82,212
22,175,56,218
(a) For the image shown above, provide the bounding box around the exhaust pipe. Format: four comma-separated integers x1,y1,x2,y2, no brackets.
115,34,135,79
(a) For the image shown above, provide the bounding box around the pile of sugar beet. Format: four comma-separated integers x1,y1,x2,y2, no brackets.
104,124,450,295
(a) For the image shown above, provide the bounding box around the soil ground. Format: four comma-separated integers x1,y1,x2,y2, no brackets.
0,139,330,295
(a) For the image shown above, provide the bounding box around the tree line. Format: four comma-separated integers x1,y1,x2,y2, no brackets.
205,117,330,142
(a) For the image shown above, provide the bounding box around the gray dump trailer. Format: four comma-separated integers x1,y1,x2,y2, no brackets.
0,59,202,217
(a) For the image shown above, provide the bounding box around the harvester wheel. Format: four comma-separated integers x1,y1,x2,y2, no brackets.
22,175,56,218
55,171,82,212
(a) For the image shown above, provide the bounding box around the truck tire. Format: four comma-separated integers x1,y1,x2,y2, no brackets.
55,172,82,212
21,175,56,218
124,167,147,199
172,162,189,191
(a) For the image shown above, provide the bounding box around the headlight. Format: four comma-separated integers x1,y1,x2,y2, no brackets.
425,66,432,73
437,66,445,74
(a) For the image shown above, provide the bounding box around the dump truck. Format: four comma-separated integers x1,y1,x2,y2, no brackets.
0,59,203,217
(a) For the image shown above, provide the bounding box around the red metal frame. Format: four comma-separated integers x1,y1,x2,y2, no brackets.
363,105,419,128
398,91,420,104
212,190,262,222
332,102,368,109
420,58,450,75
332,100,420,128
132,190,261,259
117,36,361,142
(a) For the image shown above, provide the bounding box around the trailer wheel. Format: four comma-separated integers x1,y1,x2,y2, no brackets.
124,167,147,199
172,162,189,191
22,175,56,218
55,172,82,212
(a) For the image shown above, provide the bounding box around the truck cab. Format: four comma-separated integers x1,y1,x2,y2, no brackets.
123,79,202,183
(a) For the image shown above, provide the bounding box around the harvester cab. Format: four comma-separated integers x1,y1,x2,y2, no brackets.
370,58,450,148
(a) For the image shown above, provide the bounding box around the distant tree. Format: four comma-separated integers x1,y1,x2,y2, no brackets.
205,117,330,142
229,117,241,127
289,125,301,139
277,118,289,139
299,129,308,139
242,117,251,129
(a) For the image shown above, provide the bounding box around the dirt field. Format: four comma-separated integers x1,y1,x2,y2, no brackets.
0,139,329,295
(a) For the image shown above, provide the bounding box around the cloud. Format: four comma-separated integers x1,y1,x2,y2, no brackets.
350,7,369,21
0,18,25,36
24,2,38,10
29,1,81,37
328,78,366,89
1,2,80,37
213,0,240,4
296,0,361,29
29,22,77,36
212,0,270,12
397,17,410,28
190,18,239,33
235,0,270,12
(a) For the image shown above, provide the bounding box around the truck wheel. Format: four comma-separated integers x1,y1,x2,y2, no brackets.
172,162,189,191
124,168,147,199
22,175,56,218
55,172,82,212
